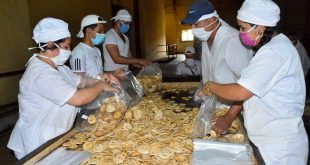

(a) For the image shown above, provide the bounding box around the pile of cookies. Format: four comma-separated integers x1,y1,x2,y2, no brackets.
63,92,197,164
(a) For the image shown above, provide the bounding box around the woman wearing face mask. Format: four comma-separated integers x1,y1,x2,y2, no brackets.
70,15,106,77
181,0,252,132
103,9,150,73
200,0,309,164
7,18,119,159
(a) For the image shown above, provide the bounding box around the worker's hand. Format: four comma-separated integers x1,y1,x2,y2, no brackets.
212,114,235,135
138,59,151,66
99,81,120,93
199,81,214,97
100,73,120,85
111,68,126,77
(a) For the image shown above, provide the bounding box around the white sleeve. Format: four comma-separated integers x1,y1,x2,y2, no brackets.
237,48,289,98
104,32,118,45
225,39,252,78
70,49,86,73
32,70,77,106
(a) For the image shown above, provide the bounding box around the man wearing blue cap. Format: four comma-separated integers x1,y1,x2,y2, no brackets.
182,0,252,134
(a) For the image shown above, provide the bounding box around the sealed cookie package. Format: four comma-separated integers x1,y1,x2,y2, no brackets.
193,96,216,138
118,71,144,107
136,63,163,94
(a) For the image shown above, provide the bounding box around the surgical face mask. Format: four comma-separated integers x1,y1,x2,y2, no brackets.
44,43,71,66
119,22,130,33
239,25,259,47
185,59,195,66
91,33,105,45
192,19,220,41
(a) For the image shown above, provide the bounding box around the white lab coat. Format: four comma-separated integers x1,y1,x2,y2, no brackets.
295,40,310,77
175,59,202,75
7,56,81,159
103,28,130,71
201,21,252,84
237,34,308,164
70,42,103,77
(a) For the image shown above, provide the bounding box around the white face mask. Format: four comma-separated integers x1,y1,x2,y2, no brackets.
38,43,71,66
192,19,220,41
185,59,195,66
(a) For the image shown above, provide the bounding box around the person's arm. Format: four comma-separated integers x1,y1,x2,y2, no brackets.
128,50,147,68
106,44,149,66
78,73,120,88
213,101,243,135
200,82,254,101
68,81,119,106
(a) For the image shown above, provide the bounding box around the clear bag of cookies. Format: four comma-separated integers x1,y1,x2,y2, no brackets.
118,71,144,107
136,63,163,94
193,96,216,138
75,85,129,133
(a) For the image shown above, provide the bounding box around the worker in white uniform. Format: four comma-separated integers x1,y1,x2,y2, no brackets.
181,0,252,131
103,9,150,72
175,46,201,76
288,31,310,77
200,0,309,164
70,15,106,77
7,18,119,159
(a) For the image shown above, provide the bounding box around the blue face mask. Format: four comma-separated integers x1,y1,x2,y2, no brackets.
91,33,105,45
119,23,129,33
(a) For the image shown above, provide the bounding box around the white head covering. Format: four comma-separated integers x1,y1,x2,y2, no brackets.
27,18,71,65
237,0,280,27
32,17,71,44
111,9,132,22
197,11,219,21
185,46,196,54
76,14,107,38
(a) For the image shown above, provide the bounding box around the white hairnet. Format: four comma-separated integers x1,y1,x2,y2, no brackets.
237,0,280,27
111,9,132,22
32,17,71,44
185,46,195,54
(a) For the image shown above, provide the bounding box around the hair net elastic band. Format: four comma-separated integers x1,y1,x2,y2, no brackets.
28,42,48,51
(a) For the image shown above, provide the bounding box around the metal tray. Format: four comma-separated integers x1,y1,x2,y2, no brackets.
191,139,255,165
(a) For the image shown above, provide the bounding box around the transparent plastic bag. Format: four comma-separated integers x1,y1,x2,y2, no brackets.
118,71,144,107
191,139,255,165
35,147,90,165
193,82,203,103
90,91,128,136
75,82,129,132
193,96,216,138
136,63,162,94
